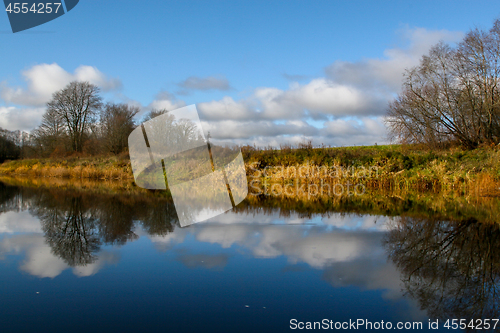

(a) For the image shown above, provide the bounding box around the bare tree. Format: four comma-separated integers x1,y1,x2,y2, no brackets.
100,103,139,154
47,81,102,152
32,108,68,155
386,19,500,149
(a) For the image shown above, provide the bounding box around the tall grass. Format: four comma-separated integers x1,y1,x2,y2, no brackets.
0,155,134,180
1,144,499,195
244,144,500,195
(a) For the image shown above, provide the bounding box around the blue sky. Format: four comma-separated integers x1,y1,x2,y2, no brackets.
0,0,499,146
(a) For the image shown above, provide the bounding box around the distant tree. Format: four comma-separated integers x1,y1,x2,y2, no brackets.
0,128,22,161
32,108,69,156
46,81,103,152
100,103,139,154
386,19,500,149
142,108,169,123
0,135,20,162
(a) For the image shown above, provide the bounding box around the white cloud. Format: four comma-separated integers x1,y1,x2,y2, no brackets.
73,66,122,91
0,63,122,131
149,211,410,301
199,116,387,147
0,211,42,234
148,98,186,112
198,79,384,123
146,226,189,252
322,214,391,232
255,79,384,120
0,63,121,107
322,259,404,300
0,234,69,278
0,232,118,278
319,116,388,145
198,96,255,121
0,106,45,131
201,119,317,140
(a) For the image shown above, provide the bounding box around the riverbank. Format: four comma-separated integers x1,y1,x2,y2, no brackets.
1,174,499,225
0,144,499,196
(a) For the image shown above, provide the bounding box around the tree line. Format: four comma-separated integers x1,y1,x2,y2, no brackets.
0,81,148,159
387,19,500,149
0,128,28,162
15,81,169,158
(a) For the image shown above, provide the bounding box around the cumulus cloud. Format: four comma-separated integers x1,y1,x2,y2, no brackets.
198,116,387,147
322,214,391,232
198,96,255,121
147,227,189,252
201,119,317,140
148,98,186,113
0,227,119,278
0,234,69,278
198,79,385,123
263,79,385,119
321,258,404,299
0,106,45,131
0,63,122,107
0,211,42,234
0,234,120,278
0,63,122,131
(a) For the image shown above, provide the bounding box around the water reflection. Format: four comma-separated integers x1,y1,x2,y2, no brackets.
0,182,178,276
0,182,499,328
40,196,100,266
385,216,500,321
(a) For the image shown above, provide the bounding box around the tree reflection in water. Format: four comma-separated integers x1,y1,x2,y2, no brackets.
5,186,179,268
384,216,500,322
40,196,100,266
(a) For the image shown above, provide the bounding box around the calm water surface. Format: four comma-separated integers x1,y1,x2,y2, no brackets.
0,182,498,332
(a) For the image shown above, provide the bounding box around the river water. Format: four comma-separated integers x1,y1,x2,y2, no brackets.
0,182,498,332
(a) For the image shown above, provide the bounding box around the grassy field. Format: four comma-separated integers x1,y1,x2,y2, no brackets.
0,144,499,196
243,144,500,195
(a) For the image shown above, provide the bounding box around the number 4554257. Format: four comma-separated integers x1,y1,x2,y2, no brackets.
6,3,62,14
444,319,499,330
